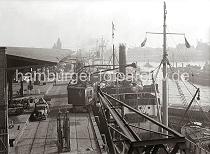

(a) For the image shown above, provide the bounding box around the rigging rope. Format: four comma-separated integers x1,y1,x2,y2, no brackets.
167,60,210,123
166,27,199,89
164,31,208,124
181,79,210,123
150,60,163,82
166,27,188,62
149,61,163,123
167,61,194,122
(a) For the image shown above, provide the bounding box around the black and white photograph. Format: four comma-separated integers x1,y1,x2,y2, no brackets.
0,0,210,153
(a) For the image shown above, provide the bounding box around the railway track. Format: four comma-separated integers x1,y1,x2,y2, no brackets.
27,119,53,154
28,121,41,154
43,118,52,154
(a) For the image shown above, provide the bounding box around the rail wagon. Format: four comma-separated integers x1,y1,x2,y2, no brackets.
67,84,94,106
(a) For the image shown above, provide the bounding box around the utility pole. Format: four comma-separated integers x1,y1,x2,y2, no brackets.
162,1,168,133
112,22,115,69
99,37,106,65
113,44,115,69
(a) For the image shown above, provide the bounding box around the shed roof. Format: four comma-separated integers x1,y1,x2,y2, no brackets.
3,47,72,68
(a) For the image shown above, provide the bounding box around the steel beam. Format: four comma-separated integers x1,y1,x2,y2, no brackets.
102,91,183,137
97,102,116,154
91,63,136,75
146,32,185,35
128,124,173,137
108,124,131,140
131,137,185,147
98,93,138,142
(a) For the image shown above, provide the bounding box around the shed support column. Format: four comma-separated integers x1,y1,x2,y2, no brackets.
0,47,8,154
8,71,14,102
20,76,24,97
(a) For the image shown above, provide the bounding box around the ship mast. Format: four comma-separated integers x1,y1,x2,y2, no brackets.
141,1,191,134
162,1,168,133
113,44,115,69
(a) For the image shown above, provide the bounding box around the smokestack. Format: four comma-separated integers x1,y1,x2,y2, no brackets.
119,44,126,75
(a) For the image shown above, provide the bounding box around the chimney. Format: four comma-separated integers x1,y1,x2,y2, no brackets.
119,44,126,75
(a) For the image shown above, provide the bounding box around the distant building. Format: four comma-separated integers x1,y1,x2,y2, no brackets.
196,41,209,52
176,43,186,50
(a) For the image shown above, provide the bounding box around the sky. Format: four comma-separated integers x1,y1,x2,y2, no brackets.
0,0,209,50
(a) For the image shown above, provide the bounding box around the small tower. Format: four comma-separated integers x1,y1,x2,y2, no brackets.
53,38,62,49
56,38,62,49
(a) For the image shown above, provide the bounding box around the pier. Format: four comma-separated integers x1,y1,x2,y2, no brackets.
9,84,105,154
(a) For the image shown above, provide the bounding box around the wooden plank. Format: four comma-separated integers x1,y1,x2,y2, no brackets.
77,139,92,152
30,120,49,154
44,118,57,154
69,113,78,152
14,122,40,154
76,114,90,139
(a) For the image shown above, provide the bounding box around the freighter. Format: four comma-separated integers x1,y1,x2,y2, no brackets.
66,1,210,153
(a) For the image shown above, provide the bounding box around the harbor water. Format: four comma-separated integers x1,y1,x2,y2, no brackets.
137,61,210,111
